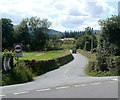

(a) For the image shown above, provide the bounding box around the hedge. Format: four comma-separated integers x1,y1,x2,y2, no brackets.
106,56,120,75
88,56,120,76
23,53,74,76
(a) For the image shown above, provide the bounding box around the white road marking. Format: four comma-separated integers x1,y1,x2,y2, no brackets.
37,88,51,92
108,81,116,83
14,91,29,95
112,79,118,81
56,86,70,90
0,95,5,97
74,84,86,87
91,82,101,85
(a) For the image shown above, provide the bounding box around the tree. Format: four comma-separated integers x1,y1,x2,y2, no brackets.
45,33,62,50
98,15,120,55
1,18,14,50
13,19,30,47
85,27,93,35
13,17,51,51
94,15,120,72
26,17,51,50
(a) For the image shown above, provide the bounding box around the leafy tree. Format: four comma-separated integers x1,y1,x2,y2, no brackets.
13,17,51,51
98,15,120,55
85,27,93,35
45,33,62,50
76,34,97,51
26,17,51,50
13,19,30,47
94,15,120,73
1,18,14,50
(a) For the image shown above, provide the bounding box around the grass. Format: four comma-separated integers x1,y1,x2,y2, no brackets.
77,49,96,62
19,50,70,61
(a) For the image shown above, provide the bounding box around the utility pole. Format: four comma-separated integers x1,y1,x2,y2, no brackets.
91,28,94,53
91,36,93,53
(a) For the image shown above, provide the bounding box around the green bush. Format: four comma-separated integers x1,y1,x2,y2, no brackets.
106,56,120,75
2,61,34,86
88,56,120,76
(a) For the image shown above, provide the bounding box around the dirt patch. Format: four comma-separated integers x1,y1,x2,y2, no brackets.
35,53,44,56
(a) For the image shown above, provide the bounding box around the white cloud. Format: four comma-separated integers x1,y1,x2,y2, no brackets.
0,0,117,32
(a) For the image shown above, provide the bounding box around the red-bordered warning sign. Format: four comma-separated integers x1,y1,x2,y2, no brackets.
14,44,22,53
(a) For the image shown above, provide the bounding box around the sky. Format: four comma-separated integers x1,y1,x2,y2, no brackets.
0,0,119,32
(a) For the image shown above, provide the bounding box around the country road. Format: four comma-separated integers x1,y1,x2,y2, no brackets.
1,53,119,98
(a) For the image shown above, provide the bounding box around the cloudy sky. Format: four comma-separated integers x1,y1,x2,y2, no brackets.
0,0,119,32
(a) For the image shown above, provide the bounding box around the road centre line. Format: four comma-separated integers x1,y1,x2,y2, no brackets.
74,84,86,87
37,88,51,92
56,86,70,90
112,79,118,81
0,95,6,97
14,91,29,95
90,82,101,85
108,81,116,83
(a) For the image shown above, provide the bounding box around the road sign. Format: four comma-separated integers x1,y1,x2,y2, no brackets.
14,44,23,57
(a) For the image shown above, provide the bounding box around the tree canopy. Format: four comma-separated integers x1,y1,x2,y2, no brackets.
98,15,120,56
2,18,14,50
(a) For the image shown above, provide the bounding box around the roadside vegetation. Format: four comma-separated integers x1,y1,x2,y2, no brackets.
2,61,34,86
78,15,120,76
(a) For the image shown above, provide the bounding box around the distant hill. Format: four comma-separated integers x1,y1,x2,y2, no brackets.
28,29,62,35
47,29,62,35
93,30,100,34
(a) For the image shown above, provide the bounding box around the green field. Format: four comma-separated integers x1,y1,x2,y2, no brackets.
19,50,70,61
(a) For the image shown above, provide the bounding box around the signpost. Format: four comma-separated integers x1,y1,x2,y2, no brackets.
14,44,23,57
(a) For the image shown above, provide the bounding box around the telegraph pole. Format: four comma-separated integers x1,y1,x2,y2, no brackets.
91,36,93,53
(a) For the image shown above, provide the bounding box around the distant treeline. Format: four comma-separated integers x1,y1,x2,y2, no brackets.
1,16,98,51
63,27,98,39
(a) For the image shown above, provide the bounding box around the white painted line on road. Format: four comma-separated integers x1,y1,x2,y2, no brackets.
56,86,70,90
108,81,116,83
91,82,101,85
14,91,29,95
37,88,51,92
112,79,118,81
74,84,86,87
0,95,5,97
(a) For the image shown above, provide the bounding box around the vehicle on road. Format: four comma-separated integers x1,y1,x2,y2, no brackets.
72,49,77,53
